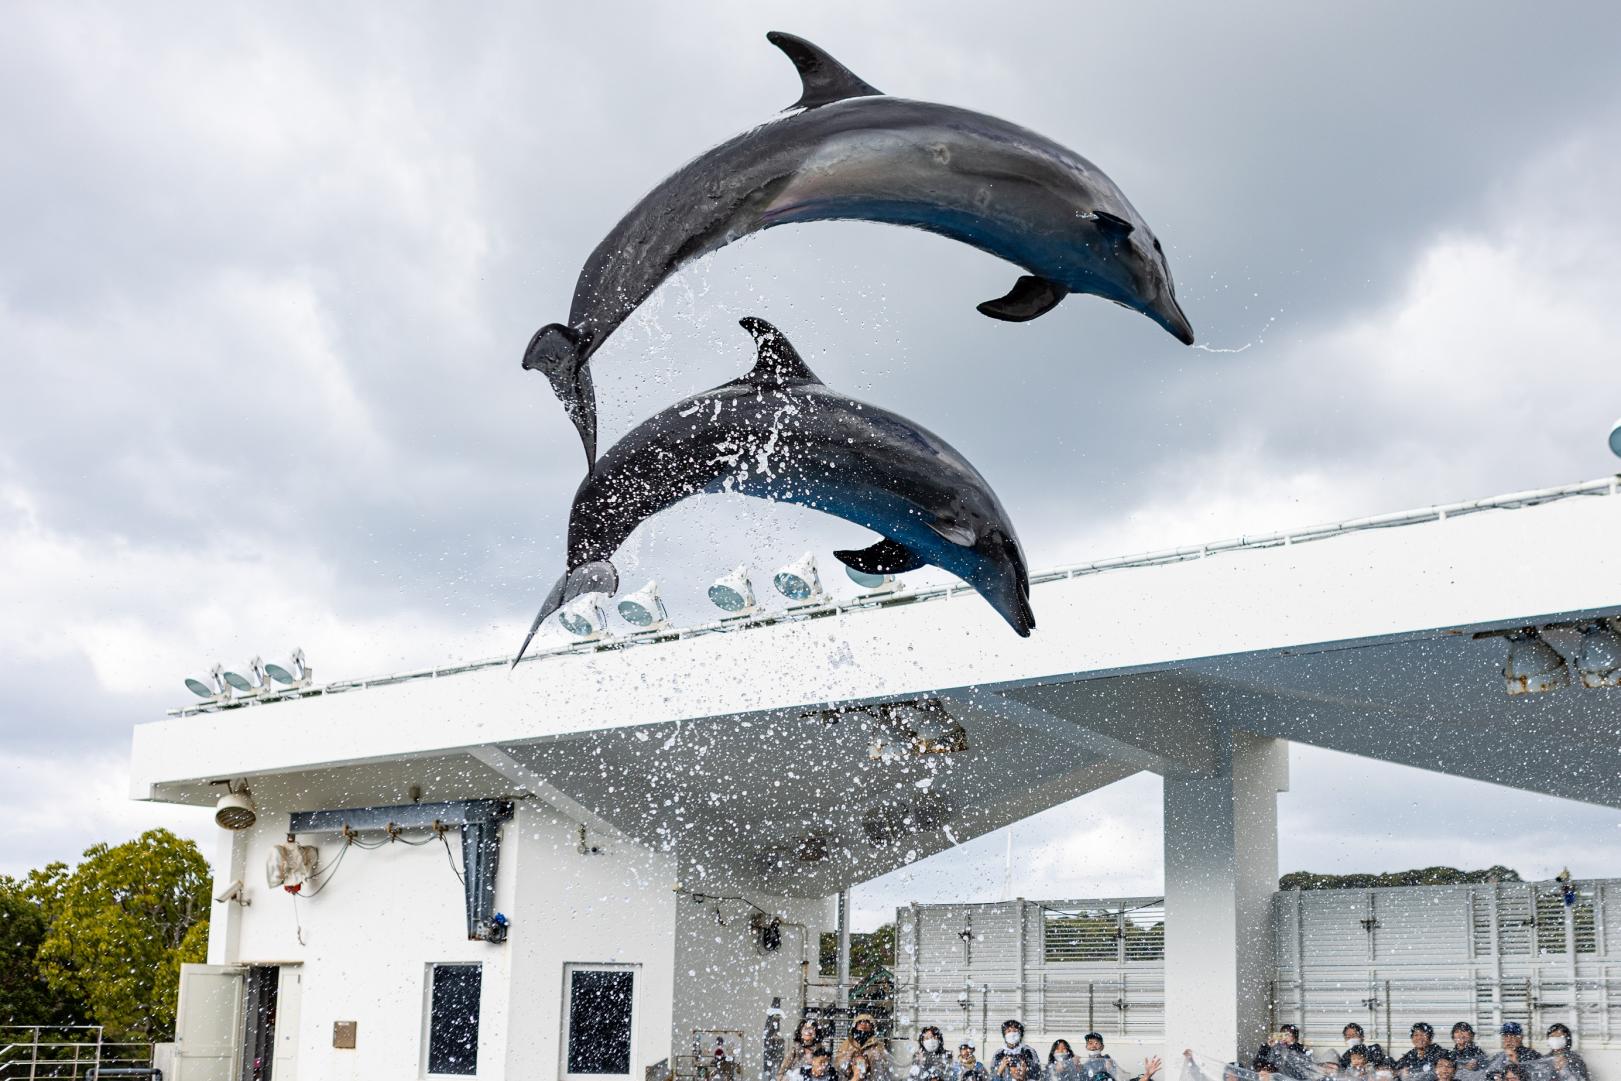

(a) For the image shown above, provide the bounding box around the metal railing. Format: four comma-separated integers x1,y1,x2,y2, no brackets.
0,1028,155,1081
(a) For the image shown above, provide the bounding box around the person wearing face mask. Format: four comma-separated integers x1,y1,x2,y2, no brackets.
1542,1024,1587,1081
1080,1033,1120,1081
1047,1040,1081,1081
1340,1025,1389,1070
838,1014,893,1081
955,1041,991,1081
782,1020,825,1080
992,1020,1042,1080
1448,1024,1487,1073
802,1044,839,1081
911,1027,952,1081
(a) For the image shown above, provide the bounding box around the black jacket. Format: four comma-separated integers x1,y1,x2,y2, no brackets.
1253,1043,1315,1080
1394,1046,1448,1077
1449,1045,1488,1072
1341,1046,1391,1069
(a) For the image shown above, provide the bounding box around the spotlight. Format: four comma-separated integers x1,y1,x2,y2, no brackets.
844,565,900,595
772,553,825,604
220,658,268,697
616,581,669,630
707,566,757,616
215,786,257,831
1576,621,1621,688
263,648,311,690
557,593,608,639
1610,417,1621,458
185,664,228,702
1504,631,1570,695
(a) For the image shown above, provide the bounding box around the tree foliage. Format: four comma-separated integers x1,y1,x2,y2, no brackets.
1279,865,1523,891
34,829,211,1041
819,921,896,981
0,867,87,1026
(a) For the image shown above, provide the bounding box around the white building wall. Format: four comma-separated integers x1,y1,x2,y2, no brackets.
503,801,678,1080
212,799,681,1080
671,893,833,1080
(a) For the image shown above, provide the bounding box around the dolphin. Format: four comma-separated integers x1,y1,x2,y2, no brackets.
525,31,1196,468
511,317,1034,665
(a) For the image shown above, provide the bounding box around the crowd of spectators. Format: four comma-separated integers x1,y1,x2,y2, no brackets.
1229,1020,1590,1081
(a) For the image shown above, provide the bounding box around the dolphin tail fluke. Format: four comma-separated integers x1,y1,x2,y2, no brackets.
509,559,621,668
522,323,598,470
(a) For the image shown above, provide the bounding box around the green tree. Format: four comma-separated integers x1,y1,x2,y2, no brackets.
1278,865,1522,890
0,862,86,1026
818,921,896,982
35,829,210,1041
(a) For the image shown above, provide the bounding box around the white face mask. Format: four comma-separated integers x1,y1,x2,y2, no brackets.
1005,1033,1022,1048
1548,1037,1567,1050
925,1039,941,1053
1056,1052,1071,1061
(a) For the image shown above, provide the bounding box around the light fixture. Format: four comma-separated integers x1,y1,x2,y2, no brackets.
264,648,311,690
773,552,825,604
845,565,900,594
215,784,257,831
1609,417,1621,458
616,581,669,630
557,593,608,639
1504,630,1570,695
1576,621,1621,688
220,658,268,698
185,664,228,702
707,565,757,616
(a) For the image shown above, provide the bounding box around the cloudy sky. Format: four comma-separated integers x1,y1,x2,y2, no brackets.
4,3,1620,923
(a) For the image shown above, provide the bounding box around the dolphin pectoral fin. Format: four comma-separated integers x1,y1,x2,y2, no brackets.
766,31,883,110
927,519,977,547
511,571,571,668
976,276,1068,322
834,537,926,576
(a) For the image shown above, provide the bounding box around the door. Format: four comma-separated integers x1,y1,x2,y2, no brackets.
272,965,303,1080
173,963,245,1081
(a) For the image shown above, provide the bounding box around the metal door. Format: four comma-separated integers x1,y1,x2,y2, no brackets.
172,964,245,1081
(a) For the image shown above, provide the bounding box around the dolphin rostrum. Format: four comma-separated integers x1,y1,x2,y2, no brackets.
525,31,1196,469
511,317,1034,665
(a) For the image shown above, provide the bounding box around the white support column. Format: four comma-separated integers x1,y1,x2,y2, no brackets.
837,889,852,1009
1162,732,1288,1062
206,827,248,965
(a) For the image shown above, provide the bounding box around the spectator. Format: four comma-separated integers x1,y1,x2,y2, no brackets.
1484,1023,1540,1076
1255,1025,1313,1079
911,1027,951,1081
1048,1040,1080,1081
992,1020,1042,1080
1345,1047,1374,1080
1341,1025,1389,1069
1430,1060,1457,1081
1316,1049,1343,1077
837,1014,892,1081
1543,1024,1588,1081
1448,1025,1487,1072
782,1021,824,1080
1394,1023,1447,1079
956,1042,992,1081
802,1044,838,1081
1373,1066,1397,1081
1081,1033,1120,1081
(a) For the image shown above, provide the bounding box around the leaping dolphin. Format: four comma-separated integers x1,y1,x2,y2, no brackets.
511,318,1034,665
525,31,1196,468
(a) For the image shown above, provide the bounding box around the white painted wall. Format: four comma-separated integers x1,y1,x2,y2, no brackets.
670,893,833,1079
210,798,680,1080
502,801,678,1080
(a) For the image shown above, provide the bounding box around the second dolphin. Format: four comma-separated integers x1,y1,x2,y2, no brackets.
512,318,1034,664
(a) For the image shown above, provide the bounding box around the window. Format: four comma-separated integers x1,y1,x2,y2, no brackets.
426,963,481,1076
563,964,636,1078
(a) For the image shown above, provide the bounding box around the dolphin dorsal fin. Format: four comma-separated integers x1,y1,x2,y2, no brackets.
766,32,883,110
738,317,822,387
